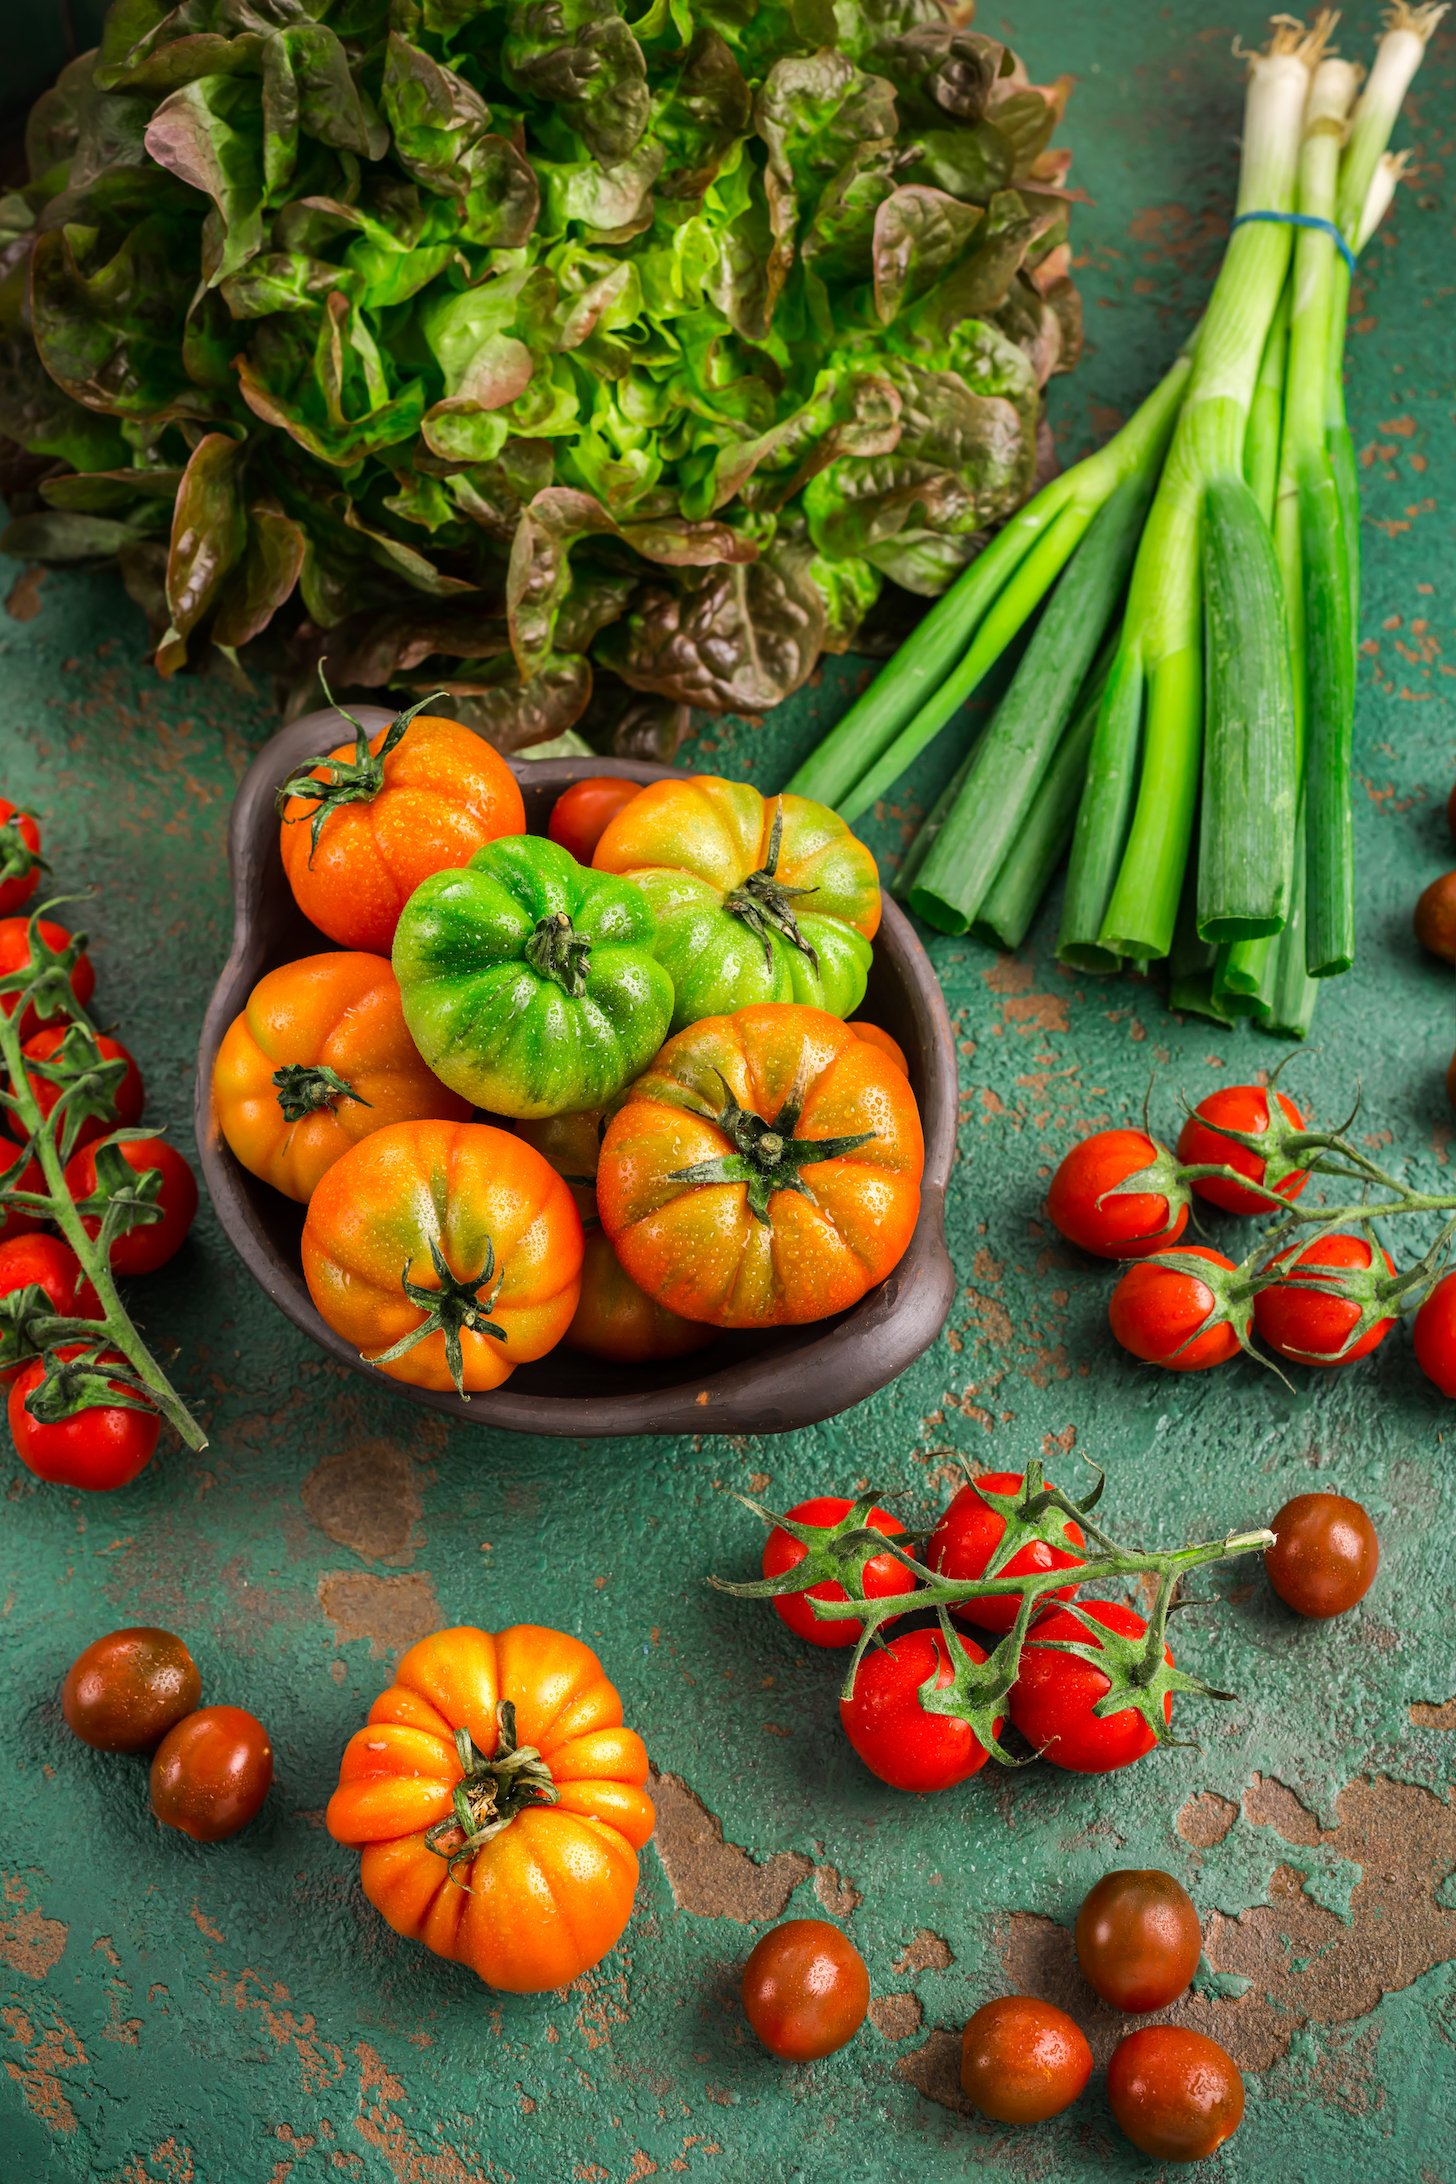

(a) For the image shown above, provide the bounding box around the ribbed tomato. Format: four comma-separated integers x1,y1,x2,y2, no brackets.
213,951,470,1202
326,1624,654,1993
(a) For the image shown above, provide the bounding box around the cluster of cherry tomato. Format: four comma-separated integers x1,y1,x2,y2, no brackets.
739,1870,1243,2162
1047,1079,1456,1390
761,1477,1378,1788
62,1625,273,1840
0,802,199,1490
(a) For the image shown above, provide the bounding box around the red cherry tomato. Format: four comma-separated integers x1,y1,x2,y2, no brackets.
1046,1129,1189,1258
0,918,95,1040
762,1495,917,1649
1075,1869,1202,2011
1253,1231,1395,1366
22,1026,145,1153
925,1472,1085,1634
1010,1602,1172,1774
1265,1492,1378,1618
1176,1083,1307,1215
8,1347,159,1490
839,1625,1000,1791
150,1706,273,1841
0,1235,100,1382
64,1137,198,1277
740,1919,869,2061
959,1996,1092,2123
0,802,43,917
547,777,642,866
1413,1269,1456,1397
0,1135,43,1246
1107,2025,1244,2162
1108,1244,1241,1371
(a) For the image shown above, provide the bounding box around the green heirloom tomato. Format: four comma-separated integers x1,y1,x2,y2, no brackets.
392,836,674,1119
591,778,881,1032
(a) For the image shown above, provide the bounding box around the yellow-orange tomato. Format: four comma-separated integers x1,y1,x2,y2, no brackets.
514,1111,713,1365
213,953,469,1201
278,706,525,952
598,1005,924,1328
848,1021,910,1076
326,1624,654,1993
301,1121,583,1394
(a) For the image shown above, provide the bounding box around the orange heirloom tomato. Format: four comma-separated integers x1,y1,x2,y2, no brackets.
301,1121,583,1394
213,952,470,1202
326,1624,654,1993
277,695,525,952
597,1004,923,1328
848,1021,910,1076
514,1111,713,1365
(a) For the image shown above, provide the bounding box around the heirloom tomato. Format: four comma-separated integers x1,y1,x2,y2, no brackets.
840,1626,1000,1791
513,1110,711,1365
63,1627,201,1752
592,777,880,1031
847,1021,909,1076
0,802,43,917
22,1025,144,1153
0,1235,99,1381
213,951,469,1202
326,1624,654,1993
760,1495,917,1649
0,917,94,1039
393,835,673,1119
547,776,642,864
1010,1602,1173,1773
301,1121,582,1394
277,698,525,951
926,1472,1085,1633
598,1005,922,1328
65,1138,198,1277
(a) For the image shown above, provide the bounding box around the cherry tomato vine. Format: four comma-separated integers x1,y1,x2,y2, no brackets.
0,902,205,1452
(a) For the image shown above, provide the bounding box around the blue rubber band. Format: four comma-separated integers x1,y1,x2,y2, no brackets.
1231,208,1357,277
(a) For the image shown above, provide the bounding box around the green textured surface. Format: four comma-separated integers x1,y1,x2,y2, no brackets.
2,8,1454,2180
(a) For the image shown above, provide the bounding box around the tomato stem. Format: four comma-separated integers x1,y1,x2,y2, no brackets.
423,1705,559,1887
273,1062,369,1122
723,801,821,973
523,911,593,999
275,674,447,861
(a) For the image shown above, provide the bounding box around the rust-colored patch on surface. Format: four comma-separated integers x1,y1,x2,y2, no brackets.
869,1993,923,2041
210,1967,346,2096
893,1929,953,1974
812,1866,862,1920
318,1571,442,1657
0,1877,67,1980
302,1443,423,1565
5,567,43,622
894,2026,970,2113
648,1772,812,1921
1411,1696,1456,1729
1242,1772,1324,1846
353,2040,493,2182
1177,1790,1238,1848
2,2005,85,2134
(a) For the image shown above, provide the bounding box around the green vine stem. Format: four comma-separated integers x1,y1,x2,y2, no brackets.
713,1464,1274,1757
0,909,206,1451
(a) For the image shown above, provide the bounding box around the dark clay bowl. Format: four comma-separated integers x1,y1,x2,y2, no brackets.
196,707,957,1437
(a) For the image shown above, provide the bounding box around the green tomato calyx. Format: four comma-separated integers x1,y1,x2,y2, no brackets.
524,910,593,998
275,669,448,863
366,1235,507,1396
670,1066,875,1225
724,801,820,974
423,1706,560,1888
273,1062,370,1123
0,812,46,891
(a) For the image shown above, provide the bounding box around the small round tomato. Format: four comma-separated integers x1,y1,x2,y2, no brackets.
62,1627,201,1752
840,1625,1000,1791
0,801,44,917
0,917,95,1040
1414,1270,1456,1397
8,1348,159,1490
1415,871,1456,963
547,776,643,865
1253,1231,1395,1366
847,1022,909,1076
1010,1602,1172,1773
279,703,525,952
959,1996,1092,2123
1107,2025,1244,2162
926,1473,1085,1634
1177,1083,1307,1215
1109,1245,1242,1371
1075,1870,1202,2011
22,1026,145,1154
761,1495,917,1649
566,1229,715,1365
740,1920,869,2062
1266,1492,1378,1618
1047,1129,1189,1258
0,1135,43,1246
65,1137,198,1277
150,1705,273,1841
0,1235,100,1381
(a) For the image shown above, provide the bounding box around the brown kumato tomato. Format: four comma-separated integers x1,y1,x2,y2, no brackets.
62,1628,201,1753
150,1706,273,1841
1107,2025,1245,2162
1265,1493,1378,1618
959,1995,1092,2123
1075,1869,1203,2012
741,1920,869,2061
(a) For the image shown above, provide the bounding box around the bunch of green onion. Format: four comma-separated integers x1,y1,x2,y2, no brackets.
786,7,1443,1037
